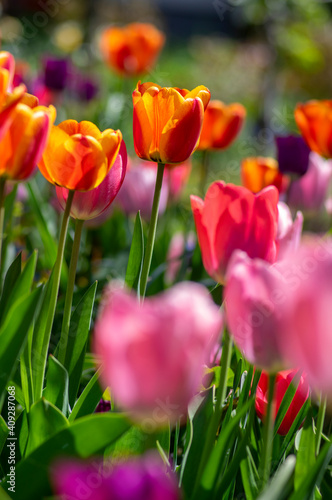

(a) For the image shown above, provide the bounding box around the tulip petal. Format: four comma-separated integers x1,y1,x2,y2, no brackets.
191,194,217,279
99,129,122,168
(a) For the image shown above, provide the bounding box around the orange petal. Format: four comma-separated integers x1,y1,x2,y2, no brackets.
99,129,122,167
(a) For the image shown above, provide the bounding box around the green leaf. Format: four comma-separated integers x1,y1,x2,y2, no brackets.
63,281,97,408
125,211,144,293
0,416,8,456
20,325,34,411
0,251,37,325
0,287,42,410
274,372,301,437
258,455,296,500
289,441,332,500
25,398,69,456
43,356,69,415
294,407,316,491
69,369,103,421
0,253,21,316
278,399,311,460
2,413,131,499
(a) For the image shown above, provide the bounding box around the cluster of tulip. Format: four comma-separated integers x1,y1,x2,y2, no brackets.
2,20,332,500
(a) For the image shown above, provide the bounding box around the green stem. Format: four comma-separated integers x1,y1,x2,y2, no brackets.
57,218,84,367
0,177,6,275
34,190,74,399
259,372,277,490
316,394,327,456
139,162,165,298
192,330,233,497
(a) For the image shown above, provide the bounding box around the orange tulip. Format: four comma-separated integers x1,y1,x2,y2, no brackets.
133,81,210,164
0,96,56,181
295,100,332,158
100,23,165,76
198,100,246,150
0,51,27,141
241,157,286,194
38,120,122,191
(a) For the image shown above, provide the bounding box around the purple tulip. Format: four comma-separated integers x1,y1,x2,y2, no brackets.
275,135,311,176
43,56,69,91
52,453,181,500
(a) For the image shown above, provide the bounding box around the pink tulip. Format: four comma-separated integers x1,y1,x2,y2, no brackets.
276,239,332,397
93,282,222,424
224,251,286,371
276,202,303,260
116,159,168,220
165,159,192,201
191,181,279,283
287,152,332,211
255,369,310,435
56,140,127,220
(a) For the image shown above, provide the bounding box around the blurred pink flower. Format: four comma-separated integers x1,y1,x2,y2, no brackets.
165,231,196,285
93,282,222,423
287,152,332,211
191,181,279,283
116,159,168,219
52,453,180,500
276,202,303,260
277,239,332,397
165,159,191,201
224,250,286,372
255,369,310,435
56,140,127,221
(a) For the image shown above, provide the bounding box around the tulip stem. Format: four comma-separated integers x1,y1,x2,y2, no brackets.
259,372,276,491
57,218,84,367
316,394,327,456
192,329,233,498
139,162,165,298
34,190,74,399
0,177,6,275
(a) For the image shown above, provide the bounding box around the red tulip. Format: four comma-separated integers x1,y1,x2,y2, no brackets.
191,181,279,283
255,370,310,435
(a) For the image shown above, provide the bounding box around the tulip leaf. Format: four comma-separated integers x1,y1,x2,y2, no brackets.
278,398,311,460
20,324,34,411
257,455,296,500
68,368,103,422
0,252,22,317
2,413,131,499
63,281,98,408
0,416,8,456
125,211,144,293
0,250,37,324
294,407,316,491
289,440,332,500
43,355,69,416
25,398,69,457
274,372,302,437
0,287,42,410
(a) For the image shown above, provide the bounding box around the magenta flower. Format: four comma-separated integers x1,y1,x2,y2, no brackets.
93,282,222,423
56,140,127,221
191,181,279,284
276,202,303,260
52,453,180,500
224,250,286,372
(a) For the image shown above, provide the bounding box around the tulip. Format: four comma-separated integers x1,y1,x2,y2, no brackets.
276,202,303,260
198,100,246,150
0,98,56,181
166,158,192,201
56,140,127,220
241,156,286,194
275,135,310,176
116,159,169,220
43,56,69,91
276,239,332,398
100,23,165,76
133,82,210,164
255,370,310,435
191,181,279,283
93,282,222,423
38,119,122,191
295,100,332,158
52,453,180,500
224,251,285,371
287,152,332,211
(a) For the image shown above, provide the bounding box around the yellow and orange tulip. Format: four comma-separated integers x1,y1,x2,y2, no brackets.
295,100,332,158
241,157,286,194
100,23,165,76
133,81,210,164
198,100,246,150
38,120,122,191
0,96,56,181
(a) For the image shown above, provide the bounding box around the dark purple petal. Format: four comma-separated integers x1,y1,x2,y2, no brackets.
275,135,311,176
43,56,69,91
